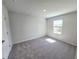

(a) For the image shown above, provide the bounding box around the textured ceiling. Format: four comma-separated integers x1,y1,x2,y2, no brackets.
3,0,77,18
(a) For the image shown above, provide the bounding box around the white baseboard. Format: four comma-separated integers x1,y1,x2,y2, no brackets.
13,34,46,44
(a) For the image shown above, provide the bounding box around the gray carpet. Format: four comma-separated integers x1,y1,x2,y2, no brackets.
8,37,76,59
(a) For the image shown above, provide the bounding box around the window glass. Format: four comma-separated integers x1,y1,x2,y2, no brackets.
53,20,63,34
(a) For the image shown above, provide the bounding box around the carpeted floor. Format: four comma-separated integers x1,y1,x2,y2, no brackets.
8,36,76,59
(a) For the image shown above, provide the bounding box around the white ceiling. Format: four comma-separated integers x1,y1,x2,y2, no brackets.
3,0,77,18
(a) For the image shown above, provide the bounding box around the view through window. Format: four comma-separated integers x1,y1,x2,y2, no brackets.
53,20,63,34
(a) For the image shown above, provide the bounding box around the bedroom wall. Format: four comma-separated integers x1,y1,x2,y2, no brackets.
2,4,13,59
46,11,77,46
9,12,46,44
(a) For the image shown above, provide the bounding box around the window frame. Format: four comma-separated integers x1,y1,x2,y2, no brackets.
53,19,63,35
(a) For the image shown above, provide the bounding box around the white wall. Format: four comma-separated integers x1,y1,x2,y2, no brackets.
3,4,13,47
75,51,77,59
46,11,77,46
2,4,12,59
9,12,46,44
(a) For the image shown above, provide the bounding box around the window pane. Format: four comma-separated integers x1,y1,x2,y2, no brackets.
53,20,63,34
53,20,63,27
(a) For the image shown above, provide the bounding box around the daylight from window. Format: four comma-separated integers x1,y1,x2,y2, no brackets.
45,38,56,43
53,20,63,34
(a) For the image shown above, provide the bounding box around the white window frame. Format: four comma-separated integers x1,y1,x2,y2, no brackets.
53,19,63,35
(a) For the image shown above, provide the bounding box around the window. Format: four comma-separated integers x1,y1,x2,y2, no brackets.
53,20,63,34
